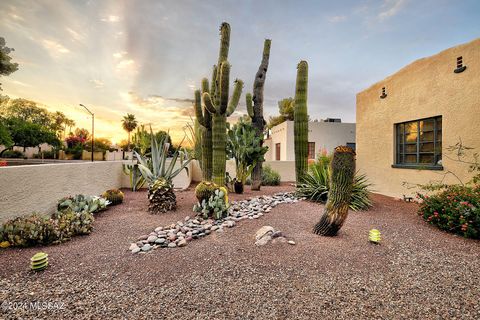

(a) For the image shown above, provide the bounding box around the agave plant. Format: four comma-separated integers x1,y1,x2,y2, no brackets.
297,157,373,211
135,128,191,214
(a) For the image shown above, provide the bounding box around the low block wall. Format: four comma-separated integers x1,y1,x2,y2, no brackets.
191,160,296,182
0,161,124,222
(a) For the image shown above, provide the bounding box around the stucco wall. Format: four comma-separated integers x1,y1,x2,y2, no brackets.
0,161,124,222
0,159,193,222
356,38,480,198
264,121,356,161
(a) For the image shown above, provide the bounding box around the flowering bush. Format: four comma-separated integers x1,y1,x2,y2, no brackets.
0,160,7,166
417,185,480,239
65,135,85,148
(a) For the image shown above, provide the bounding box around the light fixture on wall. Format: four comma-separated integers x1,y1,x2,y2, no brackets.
454,56,467,73
380,86,387,99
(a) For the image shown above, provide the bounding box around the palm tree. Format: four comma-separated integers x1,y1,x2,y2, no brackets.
121,113,138,151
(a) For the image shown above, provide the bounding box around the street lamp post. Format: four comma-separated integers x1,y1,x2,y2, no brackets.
79,104,94,162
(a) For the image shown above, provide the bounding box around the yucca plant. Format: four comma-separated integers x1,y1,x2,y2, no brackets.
135,128,191,214
297,156,373,211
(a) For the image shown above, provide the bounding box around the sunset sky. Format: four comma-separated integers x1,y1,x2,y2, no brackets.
0,0,479,144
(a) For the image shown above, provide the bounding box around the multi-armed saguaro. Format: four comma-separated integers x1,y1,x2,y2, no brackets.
203,22,243,186
313,146,356,236
294,60,309,185
246,39,271,190
194,78,213,181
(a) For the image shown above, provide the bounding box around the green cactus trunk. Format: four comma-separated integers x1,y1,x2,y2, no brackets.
313,146,356,236
212,114,227,185
294,60,309,185
202,128,212,181
249,39,271,191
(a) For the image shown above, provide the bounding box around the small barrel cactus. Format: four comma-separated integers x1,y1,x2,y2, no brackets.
102,189,124,205
31,252,49,271
195,181,219,203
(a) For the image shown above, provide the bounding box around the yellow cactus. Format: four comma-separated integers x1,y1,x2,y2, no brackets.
369,229,381,243
0,241,10,248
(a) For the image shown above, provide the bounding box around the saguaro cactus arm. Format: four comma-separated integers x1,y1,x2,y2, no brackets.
252,39,271,117
226,79,243,117
203,93,217,114
194,90,204,126
246,93,254,118
219,62,230,114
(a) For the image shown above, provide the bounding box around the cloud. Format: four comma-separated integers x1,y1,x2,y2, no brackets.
113,51,128,59
89,79,104,88
41,39,70,55
101,15,120,23
378,0,407,21
328,15,347,23
66,27,86,43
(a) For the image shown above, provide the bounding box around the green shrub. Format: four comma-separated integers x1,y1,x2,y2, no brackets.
417,185,480,239
297,156,373,211
261,165,281,186
33,150,56,159
1,150,23,158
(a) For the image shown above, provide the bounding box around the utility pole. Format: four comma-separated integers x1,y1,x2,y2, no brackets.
79,104,94,162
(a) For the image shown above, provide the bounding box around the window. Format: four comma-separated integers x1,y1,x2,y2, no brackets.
275,143,281,161
308,142,315,159
394,116,442,169
346,143,356,151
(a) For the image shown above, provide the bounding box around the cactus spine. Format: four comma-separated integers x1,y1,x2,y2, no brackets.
203,22,243,186
247,39,271,190
294,60,308,184
313,146,356,236
194,78,213,181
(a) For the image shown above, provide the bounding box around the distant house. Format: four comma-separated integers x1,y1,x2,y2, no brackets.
264,119,356,161
356,38,479,198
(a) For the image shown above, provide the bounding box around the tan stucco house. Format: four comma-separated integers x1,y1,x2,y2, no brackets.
357,38,480,198
264,119,356,161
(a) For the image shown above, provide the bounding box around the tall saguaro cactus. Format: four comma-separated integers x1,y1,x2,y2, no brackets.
246,39,271,190
313,146,356,236
203,22,243,186
194,78,213,181
294,60,308,184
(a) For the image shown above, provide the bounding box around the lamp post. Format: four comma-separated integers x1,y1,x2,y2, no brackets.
79,104,94,162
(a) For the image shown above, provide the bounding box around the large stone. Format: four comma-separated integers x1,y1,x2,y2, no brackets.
141,244,152,252
129,243,138,251
255,226,275,241
147,235,158,243
178,239,187,247
255,235,272,246
168,242,177,248
132,247,141,254
155,238,166,244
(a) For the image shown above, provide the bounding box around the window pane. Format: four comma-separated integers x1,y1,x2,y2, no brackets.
405,122,417,133
436,118,442,130
435,142,442,153
420,131,434,141
436,130,442,141
420,119,434,132
419,154,434,164
405,144,417,153
405,155,417,163
405,132,417,142
420,142,434,152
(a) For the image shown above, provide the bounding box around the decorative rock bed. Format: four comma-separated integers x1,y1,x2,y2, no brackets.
129,192,302,253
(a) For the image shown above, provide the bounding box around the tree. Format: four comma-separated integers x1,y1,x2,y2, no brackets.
0,37,19,91
84,137,113,152
74,128,90,141
121,113,138,151
0,118,60,155
0,118,13,148
267,97,294,129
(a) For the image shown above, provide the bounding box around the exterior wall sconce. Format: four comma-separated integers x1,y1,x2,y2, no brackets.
380,86,387,99
454,56,467,73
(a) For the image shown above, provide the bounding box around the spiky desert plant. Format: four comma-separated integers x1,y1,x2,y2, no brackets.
202,22,243,186
246,39,271,190
294,60,309,185
313,146,356,236
194,78,213,181
135,128,191,214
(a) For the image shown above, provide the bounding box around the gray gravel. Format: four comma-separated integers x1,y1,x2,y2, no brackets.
0,184,479,319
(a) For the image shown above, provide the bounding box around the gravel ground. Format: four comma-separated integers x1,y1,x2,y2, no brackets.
1,184,479,319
